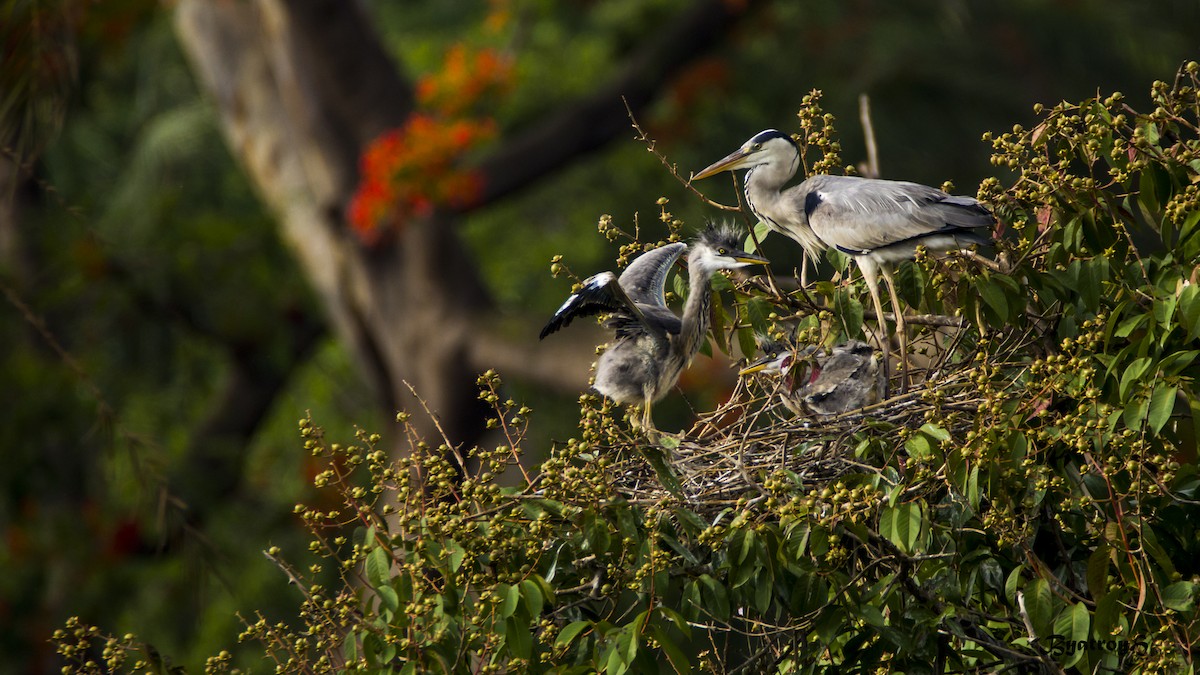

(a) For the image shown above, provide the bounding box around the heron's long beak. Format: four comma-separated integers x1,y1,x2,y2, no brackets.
691,146,755,181
738,353,781,376
733,251,770,267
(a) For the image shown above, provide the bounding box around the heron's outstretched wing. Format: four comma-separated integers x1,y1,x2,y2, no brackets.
799,175,994,254
539,242,687,340
617,242,687,307
539,272,639,339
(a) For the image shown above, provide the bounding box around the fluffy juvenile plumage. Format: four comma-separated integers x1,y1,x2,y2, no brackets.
741,339,882,416
541,223,769,430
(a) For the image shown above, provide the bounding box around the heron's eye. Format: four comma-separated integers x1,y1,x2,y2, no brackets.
751,143,762,151
718,247,727,255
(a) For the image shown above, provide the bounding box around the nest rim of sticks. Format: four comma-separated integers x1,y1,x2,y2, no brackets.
606,366,988,514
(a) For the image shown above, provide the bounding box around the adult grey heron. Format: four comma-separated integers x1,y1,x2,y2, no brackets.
692,129,994,390
540,224,769,431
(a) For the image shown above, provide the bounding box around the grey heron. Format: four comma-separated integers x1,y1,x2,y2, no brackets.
740,339,882,416
540,224,769,431
692,129,994,391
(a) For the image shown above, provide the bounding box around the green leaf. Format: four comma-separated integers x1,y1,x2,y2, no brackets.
736,325,757,364
672,272,686,301
754,569,773,613
737,528,756,565
1153,293,1178,330
520,578,545,616
1005,566,1025,605
605,639,628,675
500,582,520,618
655,606,690,636
700,574,730,620
746,220,772,253
366,547,390,589
1123,394,1150,430
834,290,865,339
1162,581,1196,612
744,296,771,335
814,607,844,645
879,502,922,555
445,539,466,573
1024,578,1054,638
651,625,690,674
1086,544,1110,599
1147,385,1177,435
977,276,1009,322
1093,591,1121,637
1119,356,1154,401
1159,350,1198,376
1053,602,1090,668
1113,312,1147,339
556,620,591,649
1179,283,1200,340
506,616,532,660
904,433,933,461
919,422,951,442
583,511,611,554
377,585,399,617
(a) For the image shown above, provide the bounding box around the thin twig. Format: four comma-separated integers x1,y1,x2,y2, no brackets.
622,96,740,212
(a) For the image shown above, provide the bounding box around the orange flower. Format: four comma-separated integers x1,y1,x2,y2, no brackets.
348,44,513,243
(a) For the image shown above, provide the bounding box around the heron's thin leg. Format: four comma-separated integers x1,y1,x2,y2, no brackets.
859,260,892,398
879,265,908,393
640,382,657,435
799,256,809,288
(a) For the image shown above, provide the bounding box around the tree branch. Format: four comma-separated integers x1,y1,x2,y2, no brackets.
470,0,765,206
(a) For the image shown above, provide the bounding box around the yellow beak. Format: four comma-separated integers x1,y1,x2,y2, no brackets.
691,146,754,182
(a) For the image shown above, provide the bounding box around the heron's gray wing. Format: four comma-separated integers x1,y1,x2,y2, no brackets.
605,304,681,338
617,242,687,307
800,175,993,254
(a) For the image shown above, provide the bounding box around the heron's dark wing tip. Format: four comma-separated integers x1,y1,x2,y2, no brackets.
539,272,621,339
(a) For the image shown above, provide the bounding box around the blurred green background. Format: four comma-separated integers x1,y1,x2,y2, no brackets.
2,0,1196,671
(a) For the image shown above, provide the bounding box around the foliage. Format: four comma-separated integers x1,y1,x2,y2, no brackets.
56,65,1200,673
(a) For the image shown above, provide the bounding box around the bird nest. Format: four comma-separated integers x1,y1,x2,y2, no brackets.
608,368,982,514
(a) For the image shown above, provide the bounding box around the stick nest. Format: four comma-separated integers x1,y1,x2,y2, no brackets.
608,368,984,514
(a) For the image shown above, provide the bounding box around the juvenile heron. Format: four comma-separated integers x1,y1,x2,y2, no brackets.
740,339,882,416
692,129,994,390
540,224,769,431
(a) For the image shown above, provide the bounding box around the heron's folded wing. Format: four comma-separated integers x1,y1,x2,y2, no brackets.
605,304,681,338
617,242,687,307
539,272,649,339
803,176,994,254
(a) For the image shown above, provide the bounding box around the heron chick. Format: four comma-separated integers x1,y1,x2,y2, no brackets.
740,339,882,416
540,224,769,431
693,129,994,391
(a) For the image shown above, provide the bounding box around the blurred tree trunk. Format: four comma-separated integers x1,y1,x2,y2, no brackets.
173,0,760,461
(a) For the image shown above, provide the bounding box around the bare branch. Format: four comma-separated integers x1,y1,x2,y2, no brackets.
470,0,766,207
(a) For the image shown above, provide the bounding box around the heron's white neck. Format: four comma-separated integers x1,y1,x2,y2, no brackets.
678,252,718,363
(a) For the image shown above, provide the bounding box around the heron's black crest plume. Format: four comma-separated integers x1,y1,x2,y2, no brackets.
750,129,799,150
698,221,748,254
